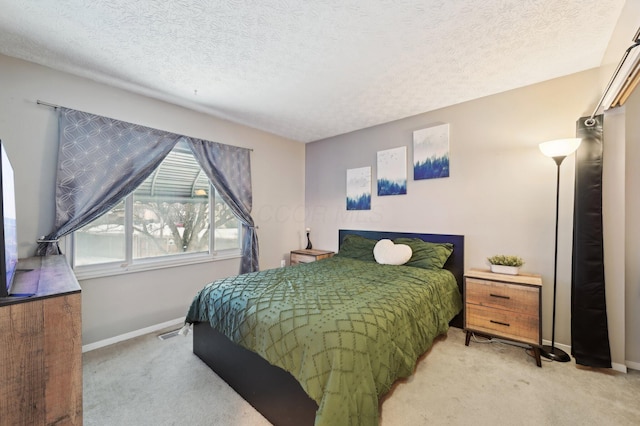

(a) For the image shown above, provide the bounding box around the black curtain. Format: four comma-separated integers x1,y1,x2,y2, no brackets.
571,114,611,368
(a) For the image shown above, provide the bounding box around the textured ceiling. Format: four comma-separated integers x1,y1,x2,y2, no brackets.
0,0,627,142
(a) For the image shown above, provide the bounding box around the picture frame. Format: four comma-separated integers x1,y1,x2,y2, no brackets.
413,124,450,180
377,147,407,196
346,167,371,210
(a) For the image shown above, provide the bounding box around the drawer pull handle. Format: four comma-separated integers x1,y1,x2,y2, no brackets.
490,320,510,327
490,293,510,300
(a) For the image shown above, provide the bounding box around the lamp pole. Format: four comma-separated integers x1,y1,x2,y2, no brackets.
538,138,581,363
540,156,571,362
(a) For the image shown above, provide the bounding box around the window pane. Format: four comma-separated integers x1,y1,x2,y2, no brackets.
132,197,210,258
74,200,126,266
214,191,240,251
132,143,210,259
73,140,242,271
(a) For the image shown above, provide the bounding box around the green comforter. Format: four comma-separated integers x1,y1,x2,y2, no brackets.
185,256,462,426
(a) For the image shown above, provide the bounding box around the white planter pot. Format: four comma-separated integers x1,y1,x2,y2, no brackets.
490,264,520,275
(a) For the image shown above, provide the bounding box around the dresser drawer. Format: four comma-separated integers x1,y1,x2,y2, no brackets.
290,253,317,264
466,304,540,345
290,250,334,265
465,278,539,315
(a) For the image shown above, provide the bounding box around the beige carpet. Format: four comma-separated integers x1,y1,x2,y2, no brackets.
83,327,640,425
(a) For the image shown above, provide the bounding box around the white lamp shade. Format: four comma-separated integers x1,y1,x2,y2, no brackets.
539,138,582,158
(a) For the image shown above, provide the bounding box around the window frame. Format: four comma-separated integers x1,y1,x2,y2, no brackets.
69,185,242,281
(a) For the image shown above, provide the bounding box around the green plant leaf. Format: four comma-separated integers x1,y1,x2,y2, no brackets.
487,255,524,267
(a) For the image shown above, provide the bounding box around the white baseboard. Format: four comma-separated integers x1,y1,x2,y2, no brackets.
82,317,185,353
612,362,627,373
625,360,640,371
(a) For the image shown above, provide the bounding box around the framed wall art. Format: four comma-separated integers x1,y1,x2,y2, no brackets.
413,123,450,180
377,146,407,196
346,166,371,210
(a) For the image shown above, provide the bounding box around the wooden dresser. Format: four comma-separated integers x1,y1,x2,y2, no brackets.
290,249,334,265
0,255,82,425
463,268,542,367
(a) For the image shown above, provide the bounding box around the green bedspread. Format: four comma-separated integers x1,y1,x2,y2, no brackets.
185,256,462,426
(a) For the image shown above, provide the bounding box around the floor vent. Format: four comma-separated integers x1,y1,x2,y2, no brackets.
158,329,181,340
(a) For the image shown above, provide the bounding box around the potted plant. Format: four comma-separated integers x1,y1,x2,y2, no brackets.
487,255,524,275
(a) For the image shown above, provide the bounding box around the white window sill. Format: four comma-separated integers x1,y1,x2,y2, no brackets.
73,250,241,281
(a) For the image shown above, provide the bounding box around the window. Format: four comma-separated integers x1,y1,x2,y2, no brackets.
72,141,241,277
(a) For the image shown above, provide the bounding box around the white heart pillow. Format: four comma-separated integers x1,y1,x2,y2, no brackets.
373,239,413,265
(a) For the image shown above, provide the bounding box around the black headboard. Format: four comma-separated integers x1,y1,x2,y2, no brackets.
338,229,465,328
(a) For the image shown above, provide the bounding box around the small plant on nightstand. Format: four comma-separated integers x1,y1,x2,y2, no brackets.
487,255,524,275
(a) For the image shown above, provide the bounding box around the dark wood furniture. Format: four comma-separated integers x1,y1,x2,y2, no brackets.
194,322,317,426
0,255,82,425
193,230,465,426
463,268,542,367
289,249,334,265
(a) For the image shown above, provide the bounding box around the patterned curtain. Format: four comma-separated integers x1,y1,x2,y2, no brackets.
187,139,258,273
36,108,182,255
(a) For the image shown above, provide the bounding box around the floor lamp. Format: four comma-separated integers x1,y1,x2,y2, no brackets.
538,138,582,362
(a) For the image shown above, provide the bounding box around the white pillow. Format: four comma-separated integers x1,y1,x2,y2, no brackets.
373,239,412,265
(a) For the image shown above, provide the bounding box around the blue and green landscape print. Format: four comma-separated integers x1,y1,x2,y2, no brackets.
377,146,407,196
413,124,450,180
346,166,371,210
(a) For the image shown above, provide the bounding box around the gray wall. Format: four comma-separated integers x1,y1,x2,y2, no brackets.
0,54,306,345
305,67,635,369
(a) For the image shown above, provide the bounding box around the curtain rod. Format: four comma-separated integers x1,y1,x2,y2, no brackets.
585,33,640,127
35,99,254,152
36,99,59,109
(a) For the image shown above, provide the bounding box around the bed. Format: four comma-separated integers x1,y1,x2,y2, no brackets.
185,230,464,426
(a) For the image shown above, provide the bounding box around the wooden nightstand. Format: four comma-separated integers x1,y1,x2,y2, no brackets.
464,269,543,367
290,249,334,265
